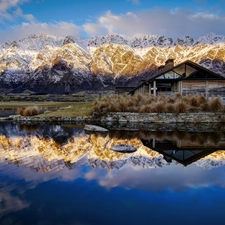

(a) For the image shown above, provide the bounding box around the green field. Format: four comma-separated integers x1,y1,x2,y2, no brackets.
0,101,94,117
37,102,94,117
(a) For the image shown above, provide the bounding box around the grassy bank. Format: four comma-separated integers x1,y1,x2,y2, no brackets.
0,101,78,109
37,102,94,117
1,93,224,119
0,101,94,117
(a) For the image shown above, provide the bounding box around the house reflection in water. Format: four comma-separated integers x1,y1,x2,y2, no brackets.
141,132,225,166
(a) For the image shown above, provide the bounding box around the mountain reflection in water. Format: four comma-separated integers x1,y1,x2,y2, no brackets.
0,122,225,171
1,122,225,225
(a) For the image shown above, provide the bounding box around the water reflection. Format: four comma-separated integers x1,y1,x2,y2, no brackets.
1,122,225,224
140,131,225,166
0,123,224,172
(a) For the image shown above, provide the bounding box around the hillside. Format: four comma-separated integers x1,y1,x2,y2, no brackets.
0,33,225,93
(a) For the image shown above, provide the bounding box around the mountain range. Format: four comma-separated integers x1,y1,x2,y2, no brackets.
0,33,225,94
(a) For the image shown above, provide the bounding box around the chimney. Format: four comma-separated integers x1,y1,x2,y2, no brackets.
164,59,174,71
158,65,165,74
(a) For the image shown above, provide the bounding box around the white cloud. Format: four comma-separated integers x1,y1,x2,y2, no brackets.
0,22,82,43
0,0,29,12
1,7,225,44
0,0,34,23
83,8,225,39
13,6,35,22
83,22,108,36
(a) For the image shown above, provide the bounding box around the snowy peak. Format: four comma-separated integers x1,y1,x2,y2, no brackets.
174,36,195,46
130,35,173,48
63,36,76,45
1,34,64,53
195,33,225,45
88,34,129,47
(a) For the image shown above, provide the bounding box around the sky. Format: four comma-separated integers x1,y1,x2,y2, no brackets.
0,0,225,44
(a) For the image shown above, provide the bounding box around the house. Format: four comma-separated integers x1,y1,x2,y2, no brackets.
115,86,136,95
141,133,225,166
130,59,225,98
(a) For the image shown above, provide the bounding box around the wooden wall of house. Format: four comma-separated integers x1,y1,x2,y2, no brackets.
182,80,225,97
115,87,136,94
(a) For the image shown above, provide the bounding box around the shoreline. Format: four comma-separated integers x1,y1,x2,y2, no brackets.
6,112,225,123
0,112,224,132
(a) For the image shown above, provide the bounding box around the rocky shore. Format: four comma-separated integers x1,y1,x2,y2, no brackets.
1,112,225,132
6,112,225,123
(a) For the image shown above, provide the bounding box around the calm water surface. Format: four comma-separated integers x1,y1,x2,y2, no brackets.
0,122,225,225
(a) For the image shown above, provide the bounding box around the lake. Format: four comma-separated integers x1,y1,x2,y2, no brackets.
0,122,225,225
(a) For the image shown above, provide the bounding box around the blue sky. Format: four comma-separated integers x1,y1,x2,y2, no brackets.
1,0,225,43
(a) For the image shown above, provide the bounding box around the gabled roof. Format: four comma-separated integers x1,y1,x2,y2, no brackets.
149,60,224,81
129,60,225,94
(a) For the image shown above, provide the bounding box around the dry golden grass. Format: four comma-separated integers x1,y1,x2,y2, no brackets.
153,102,165,113
168,98,176,104
176,93,182,98
93,94,224,114
190,96,199,107
165,103,176,113
17,108,23,116
17,106,40,116
139,105,147,113
197,96,207,104
210,98,223,111
176,102,188,113
200,102,210,112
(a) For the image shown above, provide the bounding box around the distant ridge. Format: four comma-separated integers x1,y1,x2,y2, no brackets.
0,33,225,93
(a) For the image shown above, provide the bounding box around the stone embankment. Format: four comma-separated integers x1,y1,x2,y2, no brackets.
101,112,225,123
2,112,225,132
6,112,225,124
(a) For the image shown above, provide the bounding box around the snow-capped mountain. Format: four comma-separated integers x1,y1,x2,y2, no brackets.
1,33,225,93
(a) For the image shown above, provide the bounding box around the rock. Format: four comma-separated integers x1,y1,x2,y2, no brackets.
110,144,137,153
84,125,109,133
44,110,51,114
9,115,21,118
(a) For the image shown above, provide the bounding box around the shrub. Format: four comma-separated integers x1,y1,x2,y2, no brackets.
114,102,122,112
153,102,165,113
31,106,39,115
108,104,115,112
94,99,99,106
94,103,100,112
176,93,182,99
190,96,198,107
139,105,147,113
210,98,223,111
127,99,135,107
145,105,153,113
197,96,207,104
93,93,223,114
200,102,210,112
165,103,175,113
21,106,40,116
17,108,23,116
183,96,190,104
176,102,188,113
168,98,176,104
136,94,142,101
99,101,108,109
119,99,128,112
159,94,167,101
